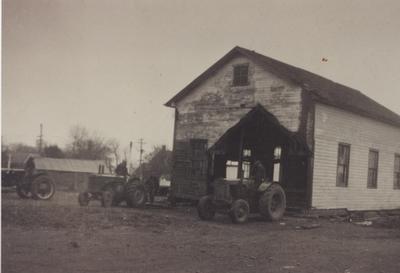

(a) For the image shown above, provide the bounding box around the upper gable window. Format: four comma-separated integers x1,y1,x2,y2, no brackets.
233,64,249,86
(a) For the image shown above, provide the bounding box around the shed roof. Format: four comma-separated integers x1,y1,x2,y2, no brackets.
31,157,109,174
165,46,400,128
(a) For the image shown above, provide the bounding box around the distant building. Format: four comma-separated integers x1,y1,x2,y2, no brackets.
165,46,400,211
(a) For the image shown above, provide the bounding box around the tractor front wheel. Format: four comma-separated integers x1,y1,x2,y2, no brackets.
197,195,216,221
229,199,250,224
258,183,286,221
31,175,55,200
126,183,147,208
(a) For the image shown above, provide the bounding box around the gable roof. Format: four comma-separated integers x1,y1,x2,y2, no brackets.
165,46,400,128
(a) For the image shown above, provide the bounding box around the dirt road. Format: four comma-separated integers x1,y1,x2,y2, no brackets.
2,191,400,273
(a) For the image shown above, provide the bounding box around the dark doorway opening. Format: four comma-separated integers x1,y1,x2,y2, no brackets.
209,105,309,208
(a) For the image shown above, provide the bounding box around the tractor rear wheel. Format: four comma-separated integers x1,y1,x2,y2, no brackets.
197,195,216,221
78,192,90,206
258,183,286,221
31,175,55,200
229,199,250,224
126,183,147,208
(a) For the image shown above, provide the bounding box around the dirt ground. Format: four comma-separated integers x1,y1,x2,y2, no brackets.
2,190,400,273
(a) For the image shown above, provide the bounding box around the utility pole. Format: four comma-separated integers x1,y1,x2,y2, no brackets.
38,123,43,155
137,138,145,179
128,141,133,174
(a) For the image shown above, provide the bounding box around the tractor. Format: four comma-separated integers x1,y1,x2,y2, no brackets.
197,178,286,223
3,154,55,201
77,174,153,208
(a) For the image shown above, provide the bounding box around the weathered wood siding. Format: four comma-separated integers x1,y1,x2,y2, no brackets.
171,55,305,199
312,103,400,210
175,55,303,148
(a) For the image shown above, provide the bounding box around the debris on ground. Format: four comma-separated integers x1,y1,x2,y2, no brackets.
352,221,373,227
371,216,400,229
329,216,349,222
295,223,321,230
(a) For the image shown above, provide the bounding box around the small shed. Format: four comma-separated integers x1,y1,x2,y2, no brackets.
26,157,110,191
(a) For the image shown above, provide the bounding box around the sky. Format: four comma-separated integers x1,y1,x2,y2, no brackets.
2,0,400,165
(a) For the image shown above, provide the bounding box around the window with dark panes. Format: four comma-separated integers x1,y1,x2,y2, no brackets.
367,150,379,188
394,154,400,189
190,139,208,177
233,64,249,86
336,144,350,187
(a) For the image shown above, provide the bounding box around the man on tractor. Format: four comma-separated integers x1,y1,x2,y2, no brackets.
251,160,266,188
115,160,128,177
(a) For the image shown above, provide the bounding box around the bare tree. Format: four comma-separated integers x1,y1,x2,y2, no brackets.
65,125,112,160
43,145,65,158
107,138,121,165
67,125,89,156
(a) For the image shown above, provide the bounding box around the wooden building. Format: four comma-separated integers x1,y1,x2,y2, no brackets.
165,46,400,210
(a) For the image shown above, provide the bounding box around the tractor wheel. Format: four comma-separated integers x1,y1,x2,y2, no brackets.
101,190,113,208
258,183,286,221
126,183,147,208
197,195,216,221
16,182,32,199
229,199,250,224
125,177,140,207
78,192,90,206
31,175,55,200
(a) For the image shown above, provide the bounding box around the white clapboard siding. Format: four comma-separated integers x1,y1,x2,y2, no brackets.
312,103,400,210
